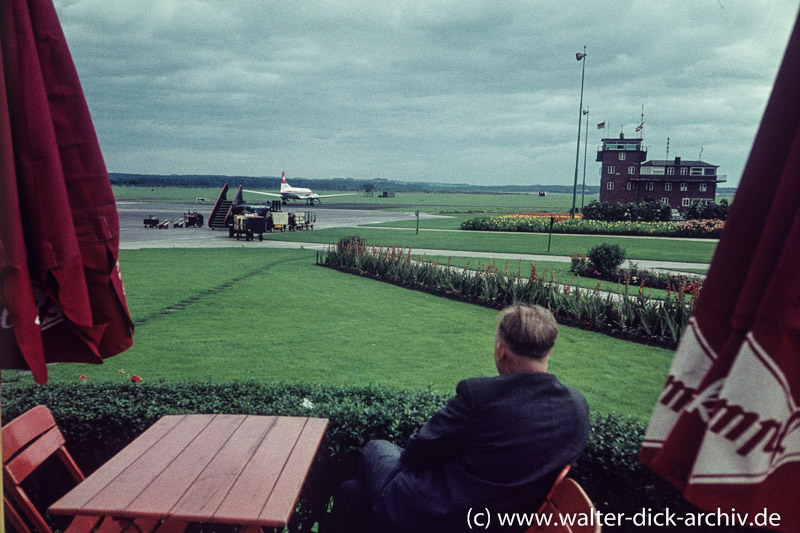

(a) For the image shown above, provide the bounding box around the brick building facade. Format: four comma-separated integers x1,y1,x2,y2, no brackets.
596,134,726,211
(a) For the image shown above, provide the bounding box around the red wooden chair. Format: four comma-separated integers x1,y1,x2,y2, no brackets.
2,405,158,533
526,465,601,533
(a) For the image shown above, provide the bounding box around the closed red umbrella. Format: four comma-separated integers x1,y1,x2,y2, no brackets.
0,0,133,385
641,12,800,532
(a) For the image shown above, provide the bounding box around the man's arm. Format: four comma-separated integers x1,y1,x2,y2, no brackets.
401,380,473,469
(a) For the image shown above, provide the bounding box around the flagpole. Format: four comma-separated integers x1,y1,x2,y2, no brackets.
581,107,589,210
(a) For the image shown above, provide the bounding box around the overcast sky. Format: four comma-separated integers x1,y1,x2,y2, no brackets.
54,0,798,188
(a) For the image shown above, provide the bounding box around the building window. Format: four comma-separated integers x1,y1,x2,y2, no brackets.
699,183,708,192
618,152,626,161
665,182,673,191
646,182,654,191
626,182,633,191
680,183,688,191
628,166,636,174
607,182,614,190
690,167,703,176
667,167,675,175
682,198,691,207
680,167,688,175
661,198,670,205
607,166,615,174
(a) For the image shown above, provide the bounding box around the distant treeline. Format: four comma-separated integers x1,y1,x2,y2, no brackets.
109,173,737,196
109,172,598,194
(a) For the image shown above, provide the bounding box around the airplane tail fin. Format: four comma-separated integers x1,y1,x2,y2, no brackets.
280,171,289,192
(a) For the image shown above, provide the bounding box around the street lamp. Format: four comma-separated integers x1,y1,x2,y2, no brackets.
581,107,589,210
571,46,586,219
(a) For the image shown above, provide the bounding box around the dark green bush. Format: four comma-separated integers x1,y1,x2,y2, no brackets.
587,243,626,277
2,382,729,533
582,200,671,222
685,199,729,221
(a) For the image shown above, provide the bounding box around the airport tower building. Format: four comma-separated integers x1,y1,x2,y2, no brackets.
596,133,725,211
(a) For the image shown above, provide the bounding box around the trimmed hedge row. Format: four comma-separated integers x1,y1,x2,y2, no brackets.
320,240,694,348
3,381,716,533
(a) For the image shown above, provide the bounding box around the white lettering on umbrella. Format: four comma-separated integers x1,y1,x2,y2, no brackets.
642,318,718,450
689,333,800,484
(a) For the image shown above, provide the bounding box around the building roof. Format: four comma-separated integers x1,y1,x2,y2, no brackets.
642,159,718,168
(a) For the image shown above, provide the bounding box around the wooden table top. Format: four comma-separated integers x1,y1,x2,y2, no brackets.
49,414,328,528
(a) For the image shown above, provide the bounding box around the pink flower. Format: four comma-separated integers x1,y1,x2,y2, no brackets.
79,374,87,381
130,375,142,383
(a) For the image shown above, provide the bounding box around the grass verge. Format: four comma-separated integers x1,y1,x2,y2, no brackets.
261,227,717,263
30,248,671,419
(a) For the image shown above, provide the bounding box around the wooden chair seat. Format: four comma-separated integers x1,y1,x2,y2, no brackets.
2,405,159,533
526,465,601,533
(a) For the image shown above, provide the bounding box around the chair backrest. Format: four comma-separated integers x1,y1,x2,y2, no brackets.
3,405,85,533
527,465,601,533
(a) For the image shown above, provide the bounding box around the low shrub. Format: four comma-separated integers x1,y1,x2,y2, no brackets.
1,382,733,533
587,243,626,276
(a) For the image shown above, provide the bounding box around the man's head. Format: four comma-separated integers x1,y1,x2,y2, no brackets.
494,305,558,374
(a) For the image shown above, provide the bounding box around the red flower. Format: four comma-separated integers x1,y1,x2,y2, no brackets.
130,375,142,383
79,374,87,381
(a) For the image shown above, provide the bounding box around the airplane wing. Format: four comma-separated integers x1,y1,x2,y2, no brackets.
315,192,359,199
243,189,282,198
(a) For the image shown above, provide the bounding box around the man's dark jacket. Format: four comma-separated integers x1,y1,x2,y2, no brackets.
374,372,590,533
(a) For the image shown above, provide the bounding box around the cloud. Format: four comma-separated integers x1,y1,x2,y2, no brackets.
54,0,799,186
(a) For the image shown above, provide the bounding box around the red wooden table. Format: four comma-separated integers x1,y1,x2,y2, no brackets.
49,414,328,529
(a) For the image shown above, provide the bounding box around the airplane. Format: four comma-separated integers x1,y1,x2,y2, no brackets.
244,172,358,205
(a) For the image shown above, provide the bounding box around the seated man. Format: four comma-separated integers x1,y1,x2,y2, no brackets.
329,304,590,533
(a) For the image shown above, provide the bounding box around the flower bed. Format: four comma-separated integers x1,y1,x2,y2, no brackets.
570,253,705,293
461,215,724,238
320,239,696,348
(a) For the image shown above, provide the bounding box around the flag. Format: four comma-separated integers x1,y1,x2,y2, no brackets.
640,12,800,532
635,123,644,132
596,122,605,130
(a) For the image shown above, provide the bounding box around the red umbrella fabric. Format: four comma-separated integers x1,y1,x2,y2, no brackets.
640,12,800,533
0,0,133,384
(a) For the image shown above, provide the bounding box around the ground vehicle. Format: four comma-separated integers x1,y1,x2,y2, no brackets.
230,214,267,241
271,212,289,232
289,211,316,231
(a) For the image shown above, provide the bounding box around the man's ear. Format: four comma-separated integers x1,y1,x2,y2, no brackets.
494,340,508,362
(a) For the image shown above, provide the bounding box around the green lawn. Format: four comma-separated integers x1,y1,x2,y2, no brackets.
34,249,672,419
262,227,717,264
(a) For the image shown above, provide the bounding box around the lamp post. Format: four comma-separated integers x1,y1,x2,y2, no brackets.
571,46,586,219
581,107,589,210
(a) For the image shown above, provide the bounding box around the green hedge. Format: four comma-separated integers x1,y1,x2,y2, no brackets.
581,200,672,222
2,381,734,533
